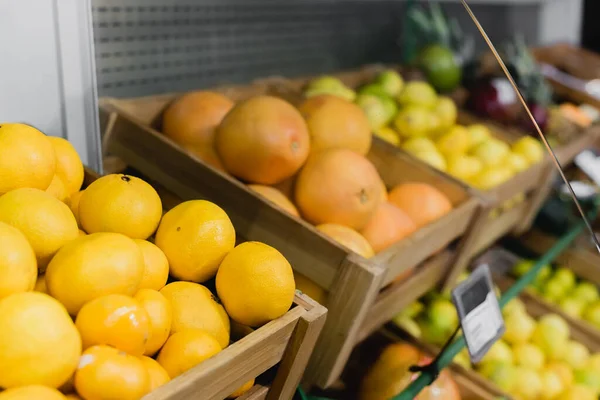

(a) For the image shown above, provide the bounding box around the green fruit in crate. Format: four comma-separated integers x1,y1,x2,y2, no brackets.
470,139,510,168
392,316,422,339
479,362,517,392
436,126,470,157
531,314,570,361
553,268,576,292
358,84,391,98
418,318,451,346
587,353,600,370
446,154,482,181
512,136,544,165
583,301,600,328
562,341,590,369
426,299,458,330
466,124,491,150
540,278,568,303
539,369,565,400
307,76,346,91
506,152,529,174
512,367,543,400
412,150,447,172
558,297,586,318
432,97,458,132
373,70,404,97
374,127,400,146
571,282,600,304
417,44,462,92
453,348,471,370
397,81,438,109
402,137,437,154
512,260,534,277
503,311,535,345
502,298,526,318
468,167,513,190
355,93,394,130
480,340,514,366
574,368,600,393
305,86,356,102
513,343,546,370
396,301,425,320
394,106,435,138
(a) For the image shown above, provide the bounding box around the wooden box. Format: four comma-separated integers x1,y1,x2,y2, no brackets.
83,170,327,400
99,81,482,388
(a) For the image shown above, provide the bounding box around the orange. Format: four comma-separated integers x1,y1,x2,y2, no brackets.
216,242,295,327
295,149,382,230
46,175,68,202
67,191,84,228
0,292,81,388
34,274,47,293
0,221,37,299
0,123,56,195
75,294,151,356
0,188,79,269
388,183,452,228
0,386,67,400
160,282,230,348
49,137,84,195
157,329,222,378
79,174,163,240
380,179,389,202
46,232,145,315
134,289,173,356
78,229,86,237
134,239,169,291
155,200,235,282
299,95,371,155
360,202,417,253
316,223,374,258
65,395,82,400
215,96,310,184
162,91,234,171
228,379,255,398
248,184,300,217
293,271,327,305
139,356,170,391
74,345,150,400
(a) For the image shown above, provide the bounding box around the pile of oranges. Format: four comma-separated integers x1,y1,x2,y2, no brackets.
162,92,455,303
0,123,296,400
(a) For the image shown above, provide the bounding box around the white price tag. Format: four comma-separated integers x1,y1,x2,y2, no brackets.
575,149,600,188
452,264,505,363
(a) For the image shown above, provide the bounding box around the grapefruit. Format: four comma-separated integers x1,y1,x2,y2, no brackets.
215,96,310,184
295,149,382,230
299,94,371,155
48,137,84,195
0,221,37,299
248,184,299,217
157,329,222,378
388,183,452,228
316,223,374,258
134,289,173,356
360,202,417,253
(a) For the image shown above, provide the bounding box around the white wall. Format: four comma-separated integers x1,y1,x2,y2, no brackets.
0,0,102,171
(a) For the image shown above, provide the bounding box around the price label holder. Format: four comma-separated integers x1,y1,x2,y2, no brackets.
575,149,600,188
452,264,505,363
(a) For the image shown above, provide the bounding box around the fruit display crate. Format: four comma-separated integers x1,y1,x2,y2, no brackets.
390,247,600,400
277,64,558,285
82,169,328,400
98,81,483,389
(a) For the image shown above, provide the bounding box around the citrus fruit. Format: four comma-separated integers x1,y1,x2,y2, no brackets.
468,167,513,190
162,91,234,171
74,345,150,400
417,45,462,92
160,282,230,348
374,126,400,146
506,152,529,173
216,242,295,327
0,221,37,299
154,200,235,282
134,239,169,291
446,154,483,181
466,124,491,149
135,289,172,356
388,183,452,228
402,137,437,154
79,174,163,240
0,292,81,388
247,184,300,217
433,97,458,132
65,395,82,400
228,379,255,398
436,125,470,156
393,106,434,138
46,175,68,202
397,81,438,108
139,356,170,391
34,274,47,293
470,138,510,167
67,191,84,228
512,136,544,164
0,123,56,195
547,362,574,388
0,188,78,269
299,94,371,155
360,202,417,253
48,137,84,195
556,385,597,400
0,386,67,400
562,340,590,369
157,329,222,378
75,294,151,356
294,149,382,230
316,223,374,258
539,368,565,400
411,149,447,171
512,367,543,400
355,93,396,131
293,272,327,305
513,343,546,370
46,232,145,315
216,96,310,184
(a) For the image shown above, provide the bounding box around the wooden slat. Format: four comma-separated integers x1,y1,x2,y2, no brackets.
239,385,269,400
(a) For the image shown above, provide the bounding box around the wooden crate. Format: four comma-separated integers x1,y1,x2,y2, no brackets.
82,169,327,400
99,81,482,388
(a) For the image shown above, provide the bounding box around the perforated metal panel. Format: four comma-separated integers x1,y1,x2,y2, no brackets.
92,0,404,98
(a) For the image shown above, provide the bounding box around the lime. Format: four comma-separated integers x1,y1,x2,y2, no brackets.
418,44,462,92
397,81,438,109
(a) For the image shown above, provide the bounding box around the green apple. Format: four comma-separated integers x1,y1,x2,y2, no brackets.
583,301,600,328
358,83,390,98
374,70,404,97
426,299,458,330
512,260,534,277
571,282,600,304
307,76,345,91
355,93,392,130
